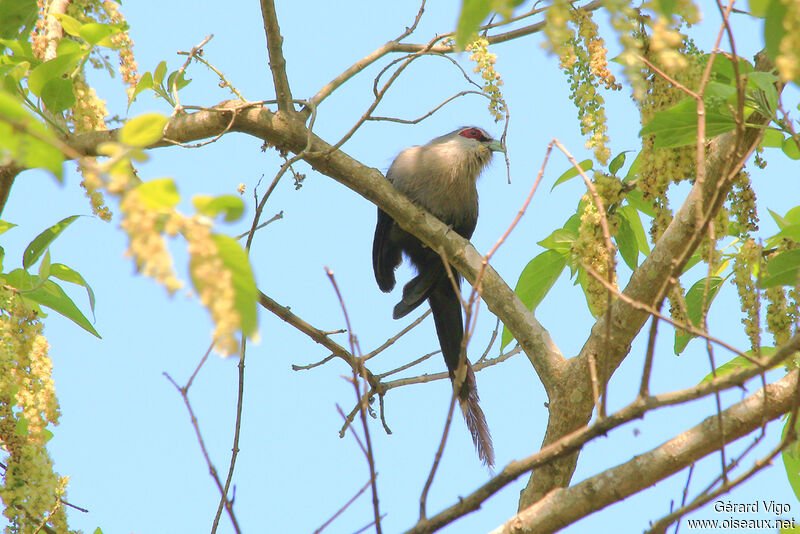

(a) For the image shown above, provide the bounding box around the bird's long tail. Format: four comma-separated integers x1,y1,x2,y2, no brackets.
428,274,495,467
458,364,494,468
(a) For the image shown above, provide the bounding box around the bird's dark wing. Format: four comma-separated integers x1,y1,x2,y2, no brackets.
373,207,402,292
392,262,443,319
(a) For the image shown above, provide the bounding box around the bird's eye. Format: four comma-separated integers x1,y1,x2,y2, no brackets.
459,128,487,141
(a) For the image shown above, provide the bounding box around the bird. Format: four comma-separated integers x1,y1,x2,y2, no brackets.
372,126,503,467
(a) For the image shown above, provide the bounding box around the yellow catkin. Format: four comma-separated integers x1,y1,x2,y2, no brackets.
547,7,620,165
465,37,506,122
574,192,618,316
732,240,762,352
0,289,73,533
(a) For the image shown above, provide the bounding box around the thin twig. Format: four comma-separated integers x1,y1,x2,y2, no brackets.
639,313,661,396
170,35,213,117
186,342,214,391
325,267,382,534
587,353,604,419
376,350,438,379
234,210,283,239
419,391,459,520
313,477,374,534
211,338,248,533
164,373,240,534
363,309,431,361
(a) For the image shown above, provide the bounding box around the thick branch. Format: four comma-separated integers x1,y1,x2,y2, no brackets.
494,370,799,534
66,102,565,389
260,0,294,112
403,334,800,534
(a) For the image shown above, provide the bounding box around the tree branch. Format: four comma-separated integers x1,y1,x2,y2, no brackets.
493,370,799,534
260,0,294,112
404,334,800,533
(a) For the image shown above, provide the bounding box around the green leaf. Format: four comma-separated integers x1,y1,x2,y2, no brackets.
119,112,168,147
0,92,64,179
93,528,104,534
748,71,780,114
455,0,492,49
783,137,800,160
770,208,790,230
616,212,639,270
192,195,245,222
748,0,770,17
680,247,706,274
5,268,32,291
50,263,96,314
761,249,800,288
769,224,800,247
699,347,776,383
552,159,592,191
153,60,167,86
618,205,649,254
623,150,642,181
28,53,82,97
40,76,75,113
0,0,37,38
136,178,180,209
761,128,785,148
0,220,16,235
709,54,753,83
608,151,630,176
653,0,677,16
129,71,153,104
537,227,576,253
640,98,737,148
785,206,800,225
79,22,121,46
167,70,191,92
56,38,83,57
22,215,79,269
625,188,656,218
764,0,788,61
22,278,100,337
38,248,51,281
1,61,30,86
501,250,567,349
783,415,800,504
674,276,724,354
15,415,28,436
51,13,83,37
705,81,736,102
0,37,35,60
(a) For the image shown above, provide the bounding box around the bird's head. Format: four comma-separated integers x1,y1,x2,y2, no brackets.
424,126,504,176
453,126,505,154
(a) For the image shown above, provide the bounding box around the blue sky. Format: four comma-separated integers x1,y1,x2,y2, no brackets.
4,1,800,533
